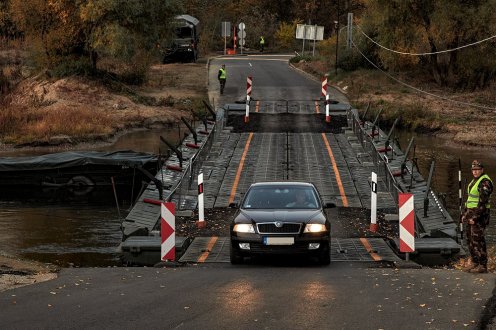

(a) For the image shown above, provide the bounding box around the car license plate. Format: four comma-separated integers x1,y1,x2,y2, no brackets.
263,237,294,245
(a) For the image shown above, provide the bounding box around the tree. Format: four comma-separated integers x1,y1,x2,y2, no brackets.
360,0,496,88
8,0,182,77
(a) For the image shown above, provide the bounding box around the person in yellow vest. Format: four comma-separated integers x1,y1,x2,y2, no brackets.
259,36,265,52
462,160,493,273
218,64,226,95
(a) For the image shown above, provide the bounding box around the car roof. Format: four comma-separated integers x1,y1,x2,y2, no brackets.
249,182,315,188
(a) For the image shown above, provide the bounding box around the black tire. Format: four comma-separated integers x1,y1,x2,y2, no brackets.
230,245,244,264
318,244,331,265
67,175,95,196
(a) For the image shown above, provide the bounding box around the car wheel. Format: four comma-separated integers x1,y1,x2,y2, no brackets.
230,245,244,264
318,244,331,265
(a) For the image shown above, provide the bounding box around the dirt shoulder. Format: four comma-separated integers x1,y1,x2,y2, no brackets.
0,253,59,292
293,61,496,148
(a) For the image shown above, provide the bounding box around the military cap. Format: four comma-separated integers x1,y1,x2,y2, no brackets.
471,160,483,170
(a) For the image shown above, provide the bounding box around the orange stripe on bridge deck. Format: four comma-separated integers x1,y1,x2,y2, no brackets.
197,237,219,262
359,238,382,261
321,133,348,207
228,132,254,205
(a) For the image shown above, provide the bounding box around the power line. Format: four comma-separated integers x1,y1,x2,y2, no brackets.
355,24,496,56
350,39,496,111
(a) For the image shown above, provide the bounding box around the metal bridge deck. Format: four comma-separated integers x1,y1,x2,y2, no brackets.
178,237,401,263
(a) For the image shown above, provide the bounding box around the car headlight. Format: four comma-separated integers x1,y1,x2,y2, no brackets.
304,223,327,233
233,224,255,233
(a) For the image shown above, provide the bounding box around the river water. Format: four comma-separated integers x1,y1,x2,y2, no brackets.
0,127,184,267
395,132,496,244
0,127,495,266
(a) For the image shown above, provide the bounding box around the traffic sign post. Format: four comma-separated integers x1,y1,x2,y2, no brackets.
161,202,175,261
221,21,231,55
399,193,415,261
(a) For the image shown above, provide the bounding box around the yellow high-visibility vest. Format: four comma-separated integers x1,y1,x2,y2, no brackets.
466,174,492,208
219,68,226,79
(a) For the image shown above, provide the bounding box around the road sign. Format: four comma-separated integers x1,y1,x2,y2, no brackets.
221,22,231,37
321,77,327,96
161,202,175,261
238,22,245,30
239,39,245,46
296,24,324,40
399,193,415,253
247,76,252,96
239,30,246,39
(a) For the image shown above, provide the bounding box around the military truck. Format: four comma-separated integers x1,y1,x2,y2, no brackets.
163,15,200,63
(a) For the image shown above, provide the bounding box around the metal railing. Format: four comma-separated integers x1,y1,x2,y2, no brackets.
348,108,401,205
166,115,220,210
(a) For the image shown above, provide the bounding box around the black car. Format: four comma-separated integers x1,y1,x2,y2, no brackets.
229,182,335,265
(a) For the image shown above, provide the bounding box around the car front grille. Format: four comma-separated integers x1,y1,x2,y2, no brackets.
257,222,302,234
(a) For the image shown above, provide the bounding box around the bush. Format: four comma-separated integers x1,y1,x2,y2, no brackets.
275,20,301,51
289,54,313,64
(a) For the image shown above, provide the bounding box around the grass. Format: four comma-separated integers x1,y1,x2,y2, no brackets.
0,105,113,144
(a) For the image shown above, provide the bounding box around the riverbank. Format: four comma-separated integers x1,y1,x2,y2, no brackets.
0,60,208,152
0,253,58,292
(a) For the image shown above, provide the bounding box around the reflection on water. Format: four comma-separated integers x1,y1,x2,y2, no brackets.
396,131,496,244
0,187,132,267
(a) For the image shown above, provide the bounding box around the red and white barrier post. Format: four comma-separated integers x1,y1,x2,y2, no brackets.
161,202,175,261
321,77,327,97
399,193,415,261
196,172,206,228
245,76,252,123
370,172,378,232
321,77,330,123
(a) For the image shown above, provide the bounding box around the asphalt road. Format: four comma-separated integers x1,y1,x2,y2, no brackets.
1,55,495,329
208,54,348,107
1,264,494,329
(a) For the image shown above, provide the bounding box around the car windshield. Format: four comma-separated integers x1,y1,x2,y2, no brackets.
242,185,320,209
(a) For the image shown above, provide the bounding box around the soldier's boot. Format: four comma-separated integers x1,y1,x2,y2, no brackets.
469,265,487,273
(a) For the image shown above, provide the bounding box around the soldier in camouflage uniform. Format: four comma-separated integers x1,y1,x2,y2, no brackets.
462,160,493,273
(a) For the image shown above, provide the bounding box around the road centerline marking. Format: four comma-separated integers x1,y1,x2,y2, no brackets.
228,133,254,204
359,238,382,261
321,133,348,207
197,236,219,262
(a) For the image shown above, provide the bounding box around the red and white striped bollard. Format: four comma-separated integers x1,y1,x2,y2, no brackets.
245,76,252,123
370,172,378,232
196,172,206,228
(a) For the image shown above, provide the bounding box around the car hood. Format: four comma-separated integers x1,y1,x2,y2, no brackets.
235,209,324,224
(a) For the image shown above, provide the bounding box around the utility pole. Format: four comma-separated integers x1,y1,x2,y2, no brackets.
334,0,340,77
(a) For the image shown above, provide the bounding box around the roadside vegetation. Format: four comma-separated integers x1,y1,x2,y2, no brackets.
1,0,496,148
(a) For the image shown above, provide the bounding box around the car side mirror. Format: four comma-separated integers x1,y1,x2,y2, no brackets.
229,202,239,208
324,202,336,208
